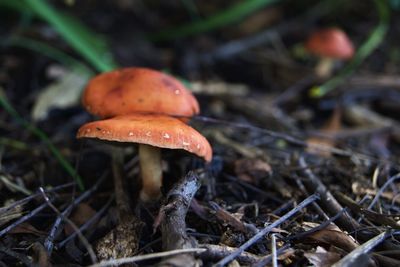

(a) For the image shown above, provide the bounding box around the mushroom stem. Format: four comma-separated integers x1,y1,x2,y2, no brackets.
138,144,163,201
315,57,334,78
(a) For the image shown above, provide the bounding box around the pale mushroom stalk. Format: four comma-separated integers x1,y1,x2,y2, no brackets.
138,144,162,201
315,57,335,78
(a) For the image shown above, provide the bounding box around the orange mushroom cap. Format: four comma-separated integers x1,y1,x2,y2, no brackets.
77,114,212,162
82,68,199,119
305,28,354,60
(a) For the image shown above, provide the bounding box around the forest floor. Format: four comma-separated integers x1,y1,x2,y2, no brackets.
1,1,400,266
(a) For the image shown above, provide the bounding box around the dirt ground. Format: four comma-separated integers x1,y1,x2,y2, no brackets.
1,1,400,266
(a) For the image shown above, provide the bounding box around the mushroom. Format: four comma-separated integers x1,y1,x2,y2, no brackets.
82,67,199,119
77,114,212,201
79,67,208,200
305,28,354,77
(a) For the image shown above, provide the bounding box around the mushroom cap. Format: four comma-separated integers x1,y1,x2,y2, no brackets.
82,67,200,118
77,114,212,162
305,28,354,60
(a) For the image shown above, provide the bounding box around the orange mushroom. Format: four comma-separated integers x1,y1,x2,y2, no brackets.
77,114,212,201
82,67,199,119
79,67,210,200
305,28,354,77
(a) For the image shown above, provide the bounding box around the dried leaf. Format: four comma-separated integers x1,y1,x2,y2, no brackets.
304,246,341,267
308,228,358,252
344,104,400,142
31,242,52,267
32,66,91,121
9,222,46,236
213,131,265,158
64,203,96,235
234,158,272,183
213,204,246,232
352,181,400,204
307,107,342,156
0,201,23,227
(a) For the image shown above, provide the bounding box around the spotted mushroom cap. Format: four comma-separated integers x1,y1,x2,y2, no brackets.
77,114,212,162
305,28,354,60
82,67,199,118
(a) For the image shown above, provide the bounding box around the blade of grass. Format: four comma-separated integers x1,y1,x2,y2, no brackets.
0,0,29,13
1,36,95,190
5,36,94,77
310,0,389,97
0,0,117,71
149,0,280,41
180,0,201,20
0,89,84,190
0,0,118,190
0,137,29,151
22,0,117,72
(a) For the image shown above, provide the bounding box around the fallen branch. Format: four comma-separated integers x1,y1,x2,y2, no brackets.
297,156,360,232
199,244,261,264
332,230,393,267
156,171,202,267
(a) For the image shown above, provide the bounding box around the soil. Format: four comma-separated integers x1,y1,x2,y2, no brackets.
1,1,400,266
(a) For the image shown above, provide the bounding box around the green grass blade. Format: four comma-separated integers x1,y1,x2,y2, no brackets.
2,36,94,190
23,0,117,72
150,0,280,41
6,36,93,76
0,0,29,13
310,0,389,98
0,0,121,190
0,90,84,190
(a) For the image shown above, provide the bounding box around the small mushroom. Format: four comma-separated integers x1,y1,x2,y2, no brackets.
77,114,212,201
305,28,354,77
82,67,199,119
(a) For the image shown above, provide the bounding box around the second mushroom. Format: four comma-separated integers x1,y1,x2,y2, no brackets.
305,28,354,77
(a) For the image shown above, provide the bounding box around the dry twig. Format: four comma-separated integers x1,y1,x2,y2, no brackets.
214,194,319,267
156,170,202,267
